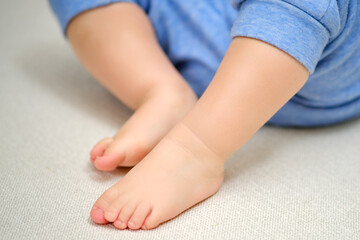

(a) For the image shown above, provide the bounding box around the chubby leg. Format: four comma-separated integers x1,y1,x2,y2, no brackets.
91,37,309,229
67,3,197,170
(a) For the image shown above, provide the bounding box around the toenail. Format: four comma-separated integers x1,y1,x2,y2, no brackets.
128,221,136,228
115,220,126,229
92,206,104,214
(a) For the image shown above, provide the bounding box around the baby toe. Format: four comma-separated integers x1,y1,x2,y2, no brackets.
91,187,120,224
117,201,139,229
90,137,113,162
104,197,128,222
113,219,127,229
94,155,123,171
141,209,163,230
94,142,126,171
127,203,151,230
90,205,108,224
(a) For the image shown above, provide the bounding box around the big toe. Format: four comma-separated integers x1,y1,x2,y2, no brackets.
94,142,126,171
90,206,108,224
94,155,124,171
91,187,120,224
90,137,113,162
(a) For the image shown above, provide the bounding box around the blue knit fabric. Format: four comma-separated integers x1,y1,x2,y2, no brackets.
49,0,360,127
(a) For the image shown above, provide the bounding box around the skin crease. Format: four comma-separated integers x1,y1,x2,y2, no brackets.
66,2,309,230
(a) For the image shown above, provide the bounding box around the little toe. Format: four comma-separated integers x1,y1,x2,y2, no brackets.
117,201,139,228
127,203,151,230
90,137,113,162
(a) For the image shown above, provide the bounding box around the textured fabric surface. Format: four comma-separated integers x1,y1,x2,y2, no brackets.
1,1,360,239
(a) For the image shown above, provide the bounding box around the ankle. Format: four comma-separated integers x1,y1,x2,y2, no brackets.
142,83,197,110
166,122,225,172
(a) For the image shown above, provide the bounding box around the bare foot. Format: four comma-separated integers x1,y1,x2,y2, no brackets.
90,123,225,229
90,89,197,170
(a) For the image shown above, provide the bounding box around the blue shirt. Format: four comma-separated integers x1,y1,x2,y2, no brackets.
49,0,360,127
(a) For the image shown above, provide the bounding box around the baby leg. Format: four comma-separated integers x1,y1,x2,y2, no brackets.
91,37,309,229
67,3,197,170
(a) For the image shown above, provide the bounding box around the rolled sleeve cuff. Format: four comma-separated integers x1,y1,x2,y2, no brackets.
230,0,330,73
49,0,137,37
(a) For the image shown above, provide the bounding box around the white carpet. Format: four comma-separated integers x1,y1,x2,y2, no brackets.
1,1,359,239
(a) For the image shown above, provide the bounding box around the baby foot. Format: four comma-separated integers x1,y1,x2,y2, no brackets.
90,123,225,229
90,90,197,170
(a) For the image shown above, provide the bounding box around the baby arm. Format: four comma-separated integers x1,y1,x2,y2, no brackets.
180,36,310,160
